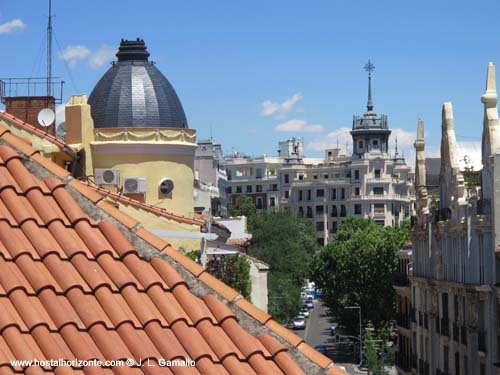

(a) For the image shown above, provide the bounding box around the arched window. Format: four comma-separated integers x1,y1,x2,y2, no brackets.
332,205,338,217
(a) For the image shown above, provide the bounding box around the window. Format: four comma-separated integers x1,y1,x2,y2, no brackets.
341,188,345,200
313,175,318,180
307,190,312,201
355,204,362,215
354,170,360,180
227,169,232,180
332,189,337,200
226,186,232,194
331,206,338,217
323,174,329,179
316,205,324,215
331,221,338,233
372,139,379,149
298,174,304,180
306,206,313,218
340,205,346,217
355,187,360,196
246,185,252,193
269,197,276,207
256,168,262,179
375,220,385,226
358,140,364,151
272,184,278,191
373,187,384,195
284,191,289,199
256,197,263,209
284,174,289,184
256,185,262,192
317,189,324,198
236,186,242,193
316,222,324,232
298,207,304,217
299,190,303,201
374,203,385,214
375,169,381,179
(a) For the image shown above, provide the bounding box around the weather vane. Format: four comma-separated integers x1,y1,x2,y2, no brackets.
364,60,375,77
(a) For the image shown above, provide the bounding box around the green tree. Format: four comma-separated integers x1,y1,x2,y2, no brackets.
207,255,252,300
228,195,258,229
249,210,318,322
364,327,395,375
310,217,408,330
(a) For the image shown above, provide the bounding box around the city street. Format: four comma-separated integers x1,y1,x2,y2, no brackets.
295,300,361,375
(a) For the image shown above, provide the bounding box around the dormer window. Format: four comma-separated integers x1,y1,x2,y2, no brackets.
373,140,379,149
358,141,364,151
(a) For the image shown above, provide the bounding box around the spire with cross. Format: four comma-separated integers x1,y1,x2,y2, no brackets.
364,60,375,112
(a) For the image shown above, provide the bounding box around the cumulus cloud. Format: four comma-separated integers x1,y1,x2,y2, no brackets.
0,19,26,34
58,45,91,67
275,119,325,133
58,44,115,69
261,92,303,118
89,45,116,68
307,127,353,152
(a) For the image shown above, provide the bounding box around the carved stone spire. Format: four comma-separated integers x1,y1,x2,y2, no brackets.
414,118,428,213
481,62,500,201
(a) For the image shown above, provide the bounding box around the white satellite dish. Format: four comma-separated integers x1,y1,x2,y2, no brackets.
37,108,55,127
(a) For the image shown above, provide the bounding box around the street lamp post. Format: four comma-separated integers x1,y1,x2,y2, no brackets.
345,305,362,366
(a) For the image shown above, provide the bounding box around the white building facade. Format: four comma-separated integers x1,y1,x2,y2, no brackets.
404,63,500,375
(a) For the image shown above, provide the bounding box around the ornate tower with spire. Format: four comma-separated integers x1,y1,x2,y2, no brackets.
350,60,391,158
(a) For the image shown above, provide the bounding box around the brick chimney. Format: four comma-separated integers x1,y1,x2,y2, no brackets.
3,96,56,134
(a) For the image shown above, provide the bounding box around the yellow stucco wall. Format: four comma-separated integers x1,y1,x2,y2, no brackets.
91,146,196,218
107,199,201,252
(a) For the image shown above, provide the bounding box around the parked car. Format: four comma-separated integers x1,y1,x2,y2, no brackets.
300,307,310,318
293,316,306,330
284,320,294,329
314,344,327,355
305,300,314,309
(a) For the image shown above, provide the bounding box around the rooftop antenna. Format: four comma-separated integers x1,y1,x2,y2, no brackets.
47,0,53,97
395,137,399,156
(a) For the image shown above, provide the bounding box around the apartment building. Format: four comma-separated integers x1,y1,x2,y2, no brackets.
401,63,500,375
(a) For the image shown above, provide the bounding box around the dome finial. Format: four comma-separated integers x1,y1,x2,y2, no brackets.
116,38,150,62
364,60,375,112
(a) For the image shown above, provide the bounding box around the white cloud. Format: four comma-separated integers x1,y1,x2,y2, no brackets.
261,92,303,118
307,127,353,152
58,45,91,67
0,19,26,34
275,119,325,133
55,103,66,125
89,45,116,68
58,44,115,69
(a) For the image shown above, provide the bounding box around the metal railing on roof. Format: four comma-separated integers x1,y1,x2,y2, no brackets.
0,77,64,104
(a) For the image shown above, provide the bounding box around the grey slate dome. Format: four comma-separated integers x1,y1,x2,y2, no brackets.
88,38,188,129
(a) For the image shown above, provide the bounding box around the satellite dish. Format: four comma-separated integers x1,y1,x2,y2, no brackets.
37,108,55,127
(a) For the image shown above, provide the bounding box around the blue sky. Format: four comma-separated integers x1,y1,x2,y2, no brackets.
0,0,498,160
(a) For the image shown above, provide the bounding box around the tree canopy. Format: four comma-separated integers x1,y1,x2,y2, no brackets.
248,210,318,322
310,217,409,330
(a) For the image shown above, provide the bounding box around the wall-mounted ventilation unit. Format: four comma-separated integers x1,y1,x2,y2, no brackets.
159,178,175,195
94,168,120,185
123,177,148,194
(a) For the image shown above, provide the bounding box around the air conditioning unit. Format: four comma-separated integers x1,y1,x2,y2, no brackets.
123,177,148,194
94,168,120,185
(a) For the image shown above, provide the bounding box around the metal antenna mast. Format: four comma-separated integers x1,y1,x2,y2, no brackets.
47,0,53,96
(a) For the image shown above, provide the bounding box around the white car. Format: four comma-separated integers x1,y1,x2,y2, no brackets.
300,308,310,318
293,316,306,330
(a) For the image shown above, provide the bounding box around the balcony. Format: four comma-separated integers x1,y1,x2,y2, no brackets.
478,330,487,353
440,318,450,337
393,271,410,287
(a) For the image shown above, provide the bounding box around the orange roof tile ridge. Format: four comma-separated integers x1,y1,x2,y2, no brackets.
75,179,205,226
0,111,67,149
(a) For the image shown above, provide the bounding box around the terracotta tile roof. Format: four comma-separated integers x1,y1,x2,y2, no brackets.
0,138,345,374
0,111,69,150
73,180,205,227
